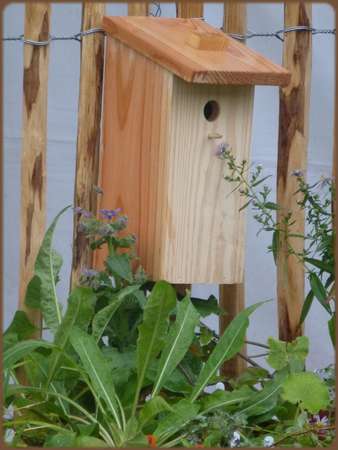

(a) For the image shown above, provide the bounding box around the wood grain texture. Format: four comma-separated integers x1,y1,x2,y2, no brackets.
223,1,246,34
163,79,254,283
277,2,312,341
173,1,203,295
94,38,174,274
220,0,247,379
102,17,290,86
95,38,254,284
128,2,149,16
176,1,203,18
71,3,105,286
19,3,50,333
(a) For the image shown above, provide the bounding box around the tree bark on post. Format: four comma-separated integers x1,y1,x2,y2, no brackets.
19,3,50,336
71,3,105,286
219,1,247,379
277,2,312,341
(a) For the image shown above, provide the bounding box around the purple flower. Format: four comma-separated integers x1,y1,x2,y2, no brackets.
97,223,112,236
81,268,98,278
214,142,230,158
99,208,122,220
291,169,304,177
74,207,93,218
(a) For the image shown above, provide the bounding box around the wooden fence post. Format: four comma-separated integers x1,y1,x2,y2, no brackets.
219,1,247,378
277,2,312,341
128,2,149,15
71,3,105,286
176,1,203,19
176,1,203,18
19,3,50,334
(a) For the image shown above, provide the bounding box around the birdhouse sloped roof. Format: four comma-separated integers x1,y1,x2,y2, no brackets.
103,16,290,86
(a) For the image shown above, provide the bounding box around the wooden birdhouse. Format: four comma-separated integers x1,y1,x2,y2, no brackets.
95,17,289,284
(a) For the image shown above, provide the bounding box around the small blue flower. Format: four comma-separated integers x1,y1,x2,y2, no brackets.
229,431,241,448
214,142,230,159
74,207,93,218
291,169,304,177
263,436,274,447
81,268,98,278
99,208,122,220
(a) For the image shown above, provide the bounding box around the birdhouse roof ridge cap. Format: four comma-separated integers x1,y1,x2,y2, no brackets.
103,16,290,86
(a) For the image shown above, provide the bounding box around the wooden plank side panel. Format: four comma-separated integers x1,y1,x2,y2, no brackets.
277,2,312,341
164,81,254,283
94,39,173,274
173,0,204,295
19,3,50,333
220,1,247,378
71,3,105,285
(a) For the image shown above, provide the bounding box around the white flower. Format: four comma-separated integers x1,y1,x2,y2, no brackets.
102,336,109,346
229,431,241,448
3,404,14,421
5,428,15,444
312,414,329,427
263,435,274,447
215,382,225,391
145,394,152,402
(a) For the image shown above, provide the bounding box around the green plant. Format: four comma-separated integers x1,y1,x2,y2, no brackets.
3,207,335,447
219,147,335,346
2,208,260,447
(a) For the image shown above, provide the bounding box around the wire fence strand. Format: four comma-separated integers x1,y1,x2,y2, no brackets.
2,25,335,46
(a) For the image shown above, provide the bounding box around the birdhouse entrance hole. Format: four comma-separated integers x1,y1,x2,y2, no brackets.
203,100,220,121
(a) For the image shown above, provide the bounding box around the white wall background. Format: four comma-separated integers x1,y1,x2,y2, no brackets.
3,2,335,370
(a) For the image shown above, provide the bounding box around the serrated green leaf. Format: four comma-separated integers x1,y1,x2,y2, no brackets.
44,431,76,447
200,385,252,414
145,362,192,395
190,301,266,401
24,275,43,309
200,326,214,346
266,336,308,372
47,287,97,384
191,295,221,317
69,327,124,429
152,295,200,396
239,374,286,418
139,396,173,428
282,372,330,413
92,285,141,342
133,281,176,414
154,399,199,443
105,254,133,283
4,310,37,343
266,338,287,370
3,340,55,370
25,206,71,333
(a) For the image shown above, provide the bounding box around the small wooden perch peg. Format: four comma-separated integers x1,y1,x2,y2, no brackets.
208,132,223,139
